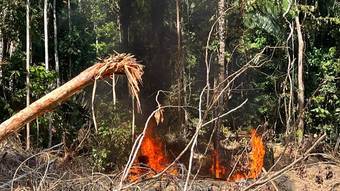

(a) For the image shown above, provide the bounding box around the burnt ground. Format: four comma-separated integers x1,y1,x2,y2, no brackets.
1,139,340,191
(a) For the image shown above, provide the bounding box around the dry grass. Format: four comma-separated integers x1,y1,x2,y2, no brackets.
1,135,340,191
1,140,340,191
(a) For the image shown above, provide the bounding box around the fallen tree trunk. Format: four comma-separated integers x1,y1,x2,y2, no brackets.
0,53,143,142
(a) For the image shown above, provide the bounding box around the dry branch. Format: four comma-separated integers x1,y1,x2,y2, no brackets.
0,53,143,142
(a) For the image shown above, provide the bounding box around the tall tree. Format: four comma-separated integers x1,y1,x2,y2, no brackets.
26,0,31,150
0,5,5,87
119,0,132,50
68,0,71,31
44,0,49,71
175,0,185,124
44,0,53,147
0,6,2,57
217,0,226,91
50,0,60,146
68,0,72,78
295,15,305,144
0,27,3,80
53,0,60,87
214,0,226,169
217,0,226,80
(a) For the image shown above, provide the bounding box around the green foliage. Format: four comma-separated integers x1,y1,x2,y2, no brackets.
83,0,120,57
242,30,268,51
30,65,56,98
244,0,291,41
92,147,111,171
0,51,26,120
305,47,340,140
92,102,132,171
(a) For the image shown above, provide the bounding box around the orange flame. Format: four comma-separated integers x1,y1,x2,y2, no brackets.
140,129,169,172
210,149,228,179
210,129,265,181
128,118,177,181
248,129,265,178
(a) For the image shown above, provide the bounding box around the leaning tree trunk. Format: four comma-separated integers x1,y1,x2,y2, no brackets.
0,54,143,142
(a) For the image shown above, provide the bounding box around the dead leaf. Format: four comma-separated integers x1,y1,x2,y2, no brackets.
154,108,164,125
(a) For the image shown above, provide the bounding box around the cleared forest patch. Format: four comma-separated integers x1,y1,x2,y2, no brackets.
1,135,339,191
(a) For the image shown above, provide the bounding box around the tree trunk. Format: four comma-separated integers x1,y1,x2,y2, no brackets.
44,0,49,71
212,0,226,177
0,54,143,142
68,0,72,78
0,8,3,65
112,74,116,106
175,0,186,125
52,0,60,147
44,0,54,147
119,0,131,50
284,20,295,136
36,118,39,146
218,0,226,82
53,0,60,87
26,0,31,150
131,96,135,142
94,22,98,55
295,16,305,144
68,0,71,34
0,30,3,80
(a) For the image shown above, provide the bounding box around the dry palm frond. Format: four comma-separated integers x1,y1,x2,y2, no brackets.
96,53,143,112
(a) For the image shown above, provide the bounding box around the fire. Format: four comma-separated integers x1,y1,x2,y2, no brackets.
210,129,265,181
210,149,228,179
128,120,264,182
128,117,177,181
139,128,169,172
248,129,265,178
